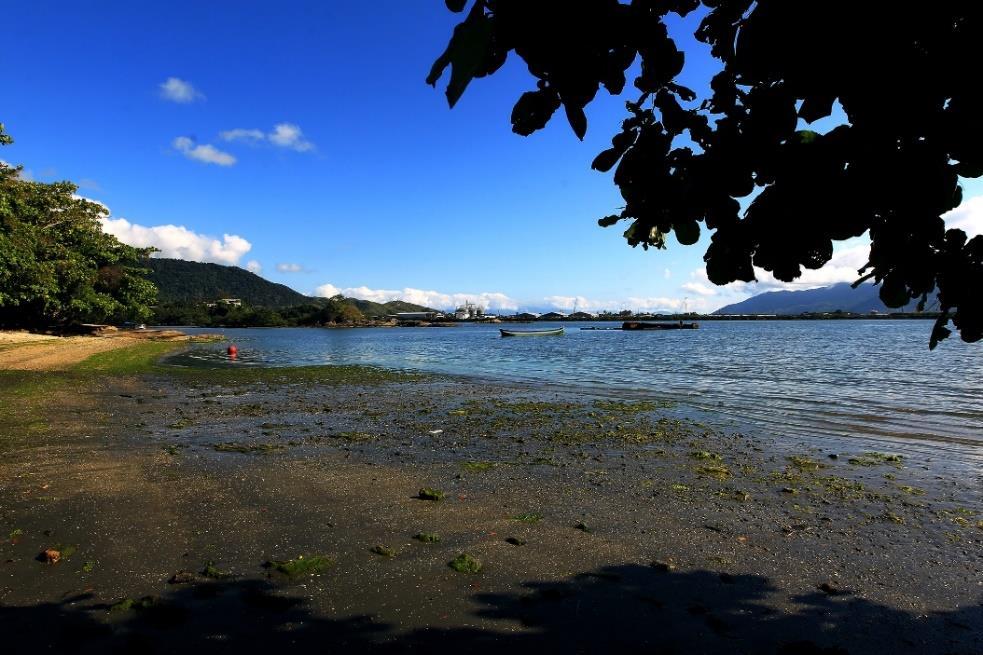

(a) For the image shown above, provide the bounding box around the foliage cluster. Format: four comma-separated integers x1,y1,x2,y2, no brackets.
0,125,156,328
431,2,983,346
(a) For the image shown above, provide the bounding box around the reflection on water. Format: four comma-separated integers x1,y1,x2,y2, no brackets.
167,321,983,452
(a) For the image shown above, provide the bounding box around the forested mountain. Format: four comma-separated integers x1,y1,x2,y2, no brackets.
146,258,310,307
145,258,435,324
714,283,933,315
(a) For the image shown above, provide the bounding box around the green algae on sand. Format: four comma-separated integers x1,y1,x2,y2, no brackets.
264,554,335,577
418,487,445,501
448,553,482,574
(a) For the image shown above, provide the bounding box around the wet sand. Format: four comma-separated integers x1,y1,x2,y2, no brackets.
0,363,980,654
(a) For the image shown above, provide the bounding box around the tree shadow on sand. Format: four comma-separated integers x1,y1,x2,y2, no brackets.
1,564,979,654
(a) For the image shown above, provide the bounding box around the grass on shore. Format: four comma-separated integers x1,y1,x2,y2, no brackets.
163,364,424,387
74,341,186,374
0,340,420,444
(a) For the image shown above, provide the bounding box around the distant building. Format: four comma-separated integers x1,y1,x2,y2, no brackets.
454,301,484,320
204,298,242,308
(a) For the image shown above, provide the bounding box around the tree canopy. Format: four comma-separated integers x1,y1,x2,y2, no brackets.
0,126,157,329
429,1,983,348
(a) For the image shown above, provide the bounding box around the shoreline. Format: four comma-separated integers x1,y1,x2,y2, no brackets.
0,356,980,652
0,329,218,371
162,331,983,466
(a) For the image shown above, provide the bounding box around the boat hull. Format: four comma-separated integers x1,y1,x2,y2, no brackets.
622,322,699,331
500,328,565,337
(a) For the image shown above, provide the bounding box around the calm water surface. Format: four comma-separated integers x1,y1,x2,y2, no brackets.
170,321,983,455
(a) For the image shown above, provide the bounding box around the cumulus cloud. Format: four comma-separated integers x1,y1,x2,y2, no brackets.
172,136,236,166
276,262,305,273
99,216,252,266
943,194,983,237
268,123,314,152
220,123,315,152
159,77,204,103
541,295,706,313
246,260,262,274
314,283,342,297
627,296,709,312
542,295,595,311
680,281,718,296
314,284,519,311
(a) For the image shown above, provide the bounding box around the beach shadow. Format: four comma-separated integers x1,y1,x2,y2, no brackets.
1,565,979,654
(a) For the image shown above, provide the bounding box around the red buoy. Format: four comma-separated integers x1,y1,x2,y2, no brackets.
227,344,238,359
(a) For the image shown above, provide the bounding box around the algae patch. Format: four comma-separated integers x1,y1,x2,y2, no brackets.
418,487,445,501
264,554,335,577
448,553,482,574
370,545,397,557
512,512,542,523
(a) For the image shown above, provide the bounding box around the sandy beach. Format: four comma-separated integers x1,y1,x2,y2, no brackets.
0,338,980,653
0,330,194,371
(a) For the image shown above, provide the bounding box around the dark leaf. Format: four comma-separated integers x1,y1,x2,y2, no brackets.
511,89,561,136
565,104,588,140
445,0,468,12
929,315,951,350
674,220,701,245
799,95,836,123
592,148,623,173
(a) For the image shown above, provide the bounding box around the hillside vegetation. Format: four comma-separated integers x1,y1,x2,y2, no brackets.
147,258,434,326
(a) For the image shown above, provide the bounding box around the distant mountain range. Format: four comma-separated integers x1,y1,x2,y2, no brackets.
713,282,934,315
146,258,433,318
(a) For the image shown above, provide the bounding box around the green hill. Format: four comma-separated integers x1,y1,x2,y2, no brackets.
145,258,436,318
347,298,437,318
147,258,309,307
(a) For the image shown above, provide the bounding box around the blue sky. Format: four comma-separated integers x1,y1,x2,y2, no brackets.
5,2,983,313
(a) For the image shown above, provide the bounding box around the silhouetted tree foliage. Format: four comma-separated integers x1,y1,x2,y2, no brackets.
429,1,983,348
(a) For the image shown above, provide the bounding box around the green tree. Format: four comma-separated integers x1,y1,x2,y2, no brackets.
430,2,983,347
0,126,157,328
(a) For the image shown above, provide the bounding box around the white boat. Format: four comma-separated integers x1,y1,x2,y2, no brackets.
499,327,564,337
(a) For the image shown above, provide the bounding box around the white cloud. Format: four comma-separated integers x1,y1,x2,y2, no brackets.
276,262,304,273
541,294,706,313
99,216,252,266
246,260,262,274
172,136,236,166
314,284,519,311
268,123,314,152
944,194,983,237
315,283,342,297
543,295,595,311
159,77,204,103
680,281,717,297
220,123,315,152
663,268,672,279
627,296,708,312
219,128,265,143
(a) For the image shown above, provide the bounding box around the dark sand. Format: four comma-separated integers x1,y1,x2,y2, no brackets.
0,365,980,654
